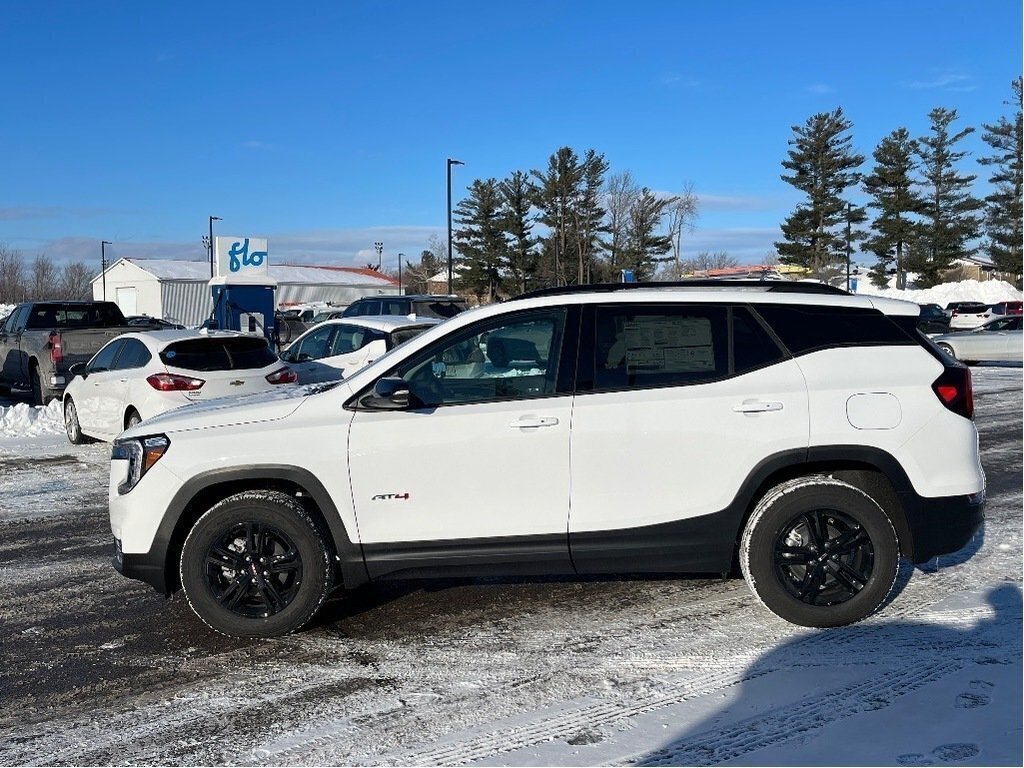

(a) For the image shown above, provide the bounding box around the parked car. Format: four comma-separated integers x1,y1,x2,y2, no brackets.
281,316,441,383
916,303,951,334
272,312,309,347
0,301,136,405
948,302,992,330
933,315,1023,364
126,315,186,330
308,309,348,325
342,294,468,319
108,280,984,638
63,330,297,443
984,300,1023,318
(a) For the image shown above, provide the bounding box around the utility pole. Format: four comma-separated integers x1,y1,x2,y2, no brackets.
446,158,464,294
398,253,404,295
845,202,852,292
100,240,112,301
208,215,221,277
374,241,383,271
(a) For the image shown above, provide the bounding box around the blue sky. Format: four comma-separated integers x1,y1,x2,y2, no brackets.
1,1,1020,272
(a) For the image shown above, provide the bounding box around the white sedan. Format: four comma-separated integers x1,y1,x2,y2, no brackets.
933,316,1023,364
63,330,297,443
281,316,441,383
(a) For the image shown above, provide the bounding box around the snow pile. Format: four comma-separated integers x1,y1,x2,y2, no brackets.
0,303,14,320
0,401,65,438
856,279,1022,306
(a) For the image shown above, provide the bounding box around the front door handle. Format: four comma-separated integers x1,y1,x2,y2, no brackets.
733,400,784,413
510,416,559,428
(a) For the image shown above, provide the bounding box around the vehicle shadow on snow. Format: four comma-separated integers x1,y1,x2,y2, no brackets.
627,582,1022,767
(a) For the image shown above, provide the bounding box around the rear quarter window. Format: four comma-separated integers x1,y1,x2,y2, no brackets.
753,305,914,354
161,337,278,371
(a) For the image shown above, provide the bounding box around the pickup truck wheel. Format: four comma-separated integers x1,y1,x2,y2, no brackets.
64,398,91,444
180,491,334,638
30,366,56,407
740,476,899,628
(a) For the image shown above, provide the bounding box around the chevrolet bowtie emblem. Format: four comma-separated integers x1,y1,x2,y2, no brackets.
229,380,245,386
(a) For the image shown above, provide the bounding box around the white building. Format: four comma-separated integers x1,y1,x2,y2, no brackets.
92,258,400,326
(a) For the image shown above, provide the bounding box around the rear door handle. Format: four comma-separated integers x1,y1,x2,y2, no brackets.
510,416,559,428
733,400,784,413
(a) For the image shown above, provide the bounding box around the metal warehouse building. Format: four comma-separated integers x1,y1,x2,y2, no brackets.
92,258,400,327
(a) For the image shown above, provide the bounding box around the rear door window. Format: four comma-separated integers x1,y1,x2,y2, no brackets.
161,337,277,371
89,340,124,372
113,339,152,370
412,300,465,318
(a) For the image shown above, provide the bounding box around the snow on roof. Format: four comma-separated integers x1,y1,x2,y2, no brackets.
114,258,398,286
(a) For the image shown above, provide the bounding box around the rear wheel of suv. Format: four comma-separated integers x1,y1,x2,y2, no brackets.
740,476,899,628
180,491,334,638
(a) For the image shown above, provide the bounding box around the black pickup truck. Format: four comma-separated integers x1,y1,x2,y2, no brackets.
0,301,135,405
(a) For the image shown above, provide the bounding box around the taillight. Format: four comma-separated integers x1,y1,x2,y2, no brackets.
48,331,63,365
146,373,205,391
932,366,974,420
266,367,298,385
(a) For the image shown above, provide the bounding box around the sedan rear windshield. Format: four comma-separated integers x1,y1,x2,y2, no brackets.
160,337,278,371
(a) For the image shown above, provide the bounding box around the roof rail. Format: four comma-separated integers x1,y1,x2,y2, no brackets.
515,279,850,301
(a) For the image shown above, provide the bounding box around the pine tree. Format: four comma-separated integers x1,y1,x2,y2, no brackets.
453,179,507,303
499,170,538,295
775,108,865,278
910,107,983,287
863,128,924,288
531,147,607,287
622,187,674,280
979,77,1023,283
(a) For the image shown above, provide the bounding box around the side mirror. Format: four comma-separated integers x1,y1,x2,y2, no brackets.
363,377,414,410
280,350,295,363
69,362,88,379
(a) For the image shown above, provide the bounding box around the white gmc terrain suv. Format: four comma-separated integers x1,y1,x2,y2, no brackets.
109,281,985,637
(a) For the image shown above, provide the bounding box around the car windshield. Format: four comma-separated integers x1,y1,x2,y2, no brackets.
160,337,278,371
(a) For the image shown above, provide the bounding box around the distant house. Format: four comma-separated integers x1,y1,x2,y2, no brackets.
92,258,399,327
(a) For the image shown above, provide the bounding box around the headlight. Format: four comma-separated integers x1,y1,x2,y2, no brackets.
112,434,170,495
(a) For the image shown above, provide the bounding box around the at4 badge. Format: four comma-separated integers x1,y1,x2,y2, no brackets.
372,493,410,501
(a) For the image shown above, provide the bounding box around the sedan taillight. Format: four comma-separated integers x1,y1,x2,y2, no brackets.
266,367,298,385
147,373,205,391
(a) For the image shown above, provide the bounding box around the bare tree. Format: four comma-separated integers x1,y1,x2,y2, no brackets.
31,254,58,300
683,250,739,274
59,262,93,299
601,171,641,278
0,244,26,303
664,182,700,279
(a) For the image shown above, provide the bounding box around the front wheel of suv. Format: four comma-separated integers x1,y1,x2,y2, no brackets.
180,490,334,638
740,476,899,628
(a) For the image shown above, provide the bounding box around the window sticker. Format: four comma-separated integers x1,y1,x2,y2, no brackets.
612,317,715,372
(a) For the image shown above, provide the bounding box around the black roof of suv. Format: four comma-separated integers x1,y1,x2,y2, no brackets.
342,294,468,319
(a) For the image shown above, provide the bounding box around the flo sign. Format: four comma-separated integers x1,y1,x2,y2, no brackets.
215,236,269,279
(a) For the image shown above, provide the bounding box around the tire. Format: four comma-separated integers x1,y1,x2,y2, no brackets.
937,342,957,360
30,365,55,407
740,476,899,628
64,398,91,444
125,409,142,430
180,490,334,638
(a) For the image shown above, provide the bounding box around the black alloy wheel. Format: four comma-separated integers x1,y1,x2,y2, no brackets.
180,490,333,637
773,508,874,606
741,476,899,628
204,520,304,619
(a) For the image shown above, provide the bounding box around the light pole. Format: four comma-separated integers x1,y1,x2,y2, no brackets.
374,241,383,271
208,215,222,277
446,158,464,294
397,253,404,295
100,240,112,301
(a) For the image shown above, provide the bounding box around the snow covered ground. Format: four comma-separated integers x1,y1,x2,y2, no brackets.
0,366,1019,766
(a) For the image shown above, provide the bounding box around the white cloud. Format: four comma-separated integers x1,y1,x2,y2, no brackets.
806,83,833,94
902,72,975,91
